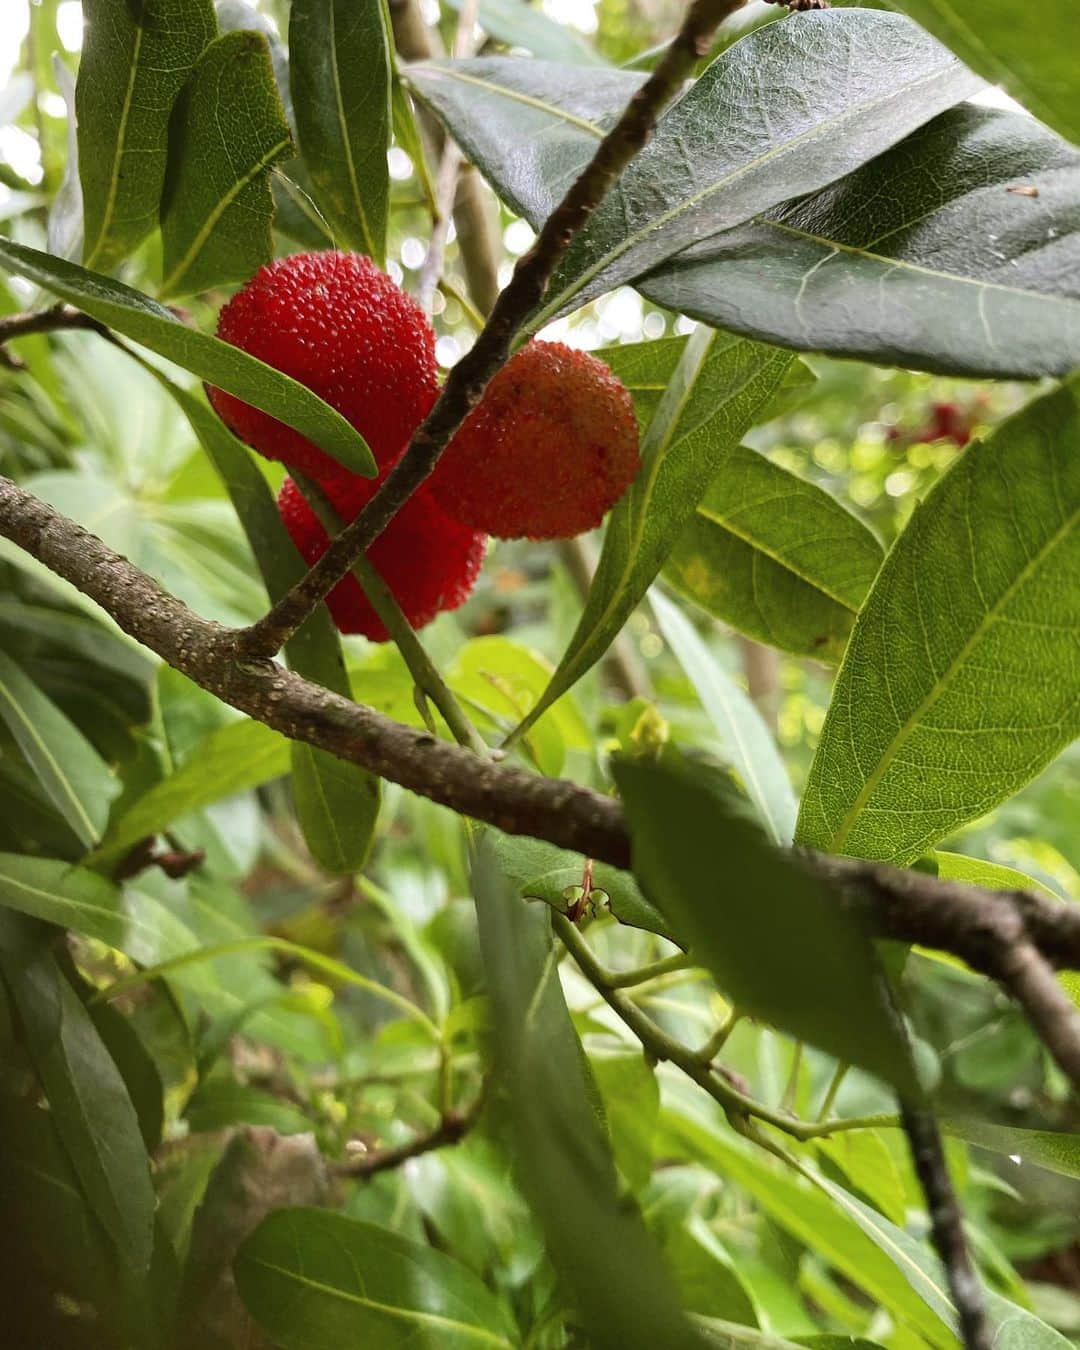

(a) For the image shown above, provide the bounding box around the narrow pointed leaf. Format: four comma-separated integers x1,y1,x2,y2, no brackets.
0,911,156,1274
664,444,884,663
0,648,118,847
289,0,392,263
160,30,293,297
614,749,914,1088
797,377,1080,865
511,328,793,743
884,0,1080,148
236,1208,518,1348
650,589,798,846
77,0,217,271
0,236,375,475
414,11,980,331
133,366,381,872
644,104,1080,378
473,837,709,1350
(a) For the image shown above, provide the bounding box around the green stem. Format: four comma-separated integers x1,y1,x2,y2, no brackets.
816,1062,850,1123
606,950,694,989
782,1042,804,1114
293,472,488,755
554,913,897,1144
695,1008,742,1064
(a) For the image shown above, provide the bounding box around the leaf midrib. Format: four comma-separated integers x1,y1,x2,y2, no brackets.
328,0,375,255
412,66,606,138
83,18,145,268
828,499,1077,853
243,1255,515,1345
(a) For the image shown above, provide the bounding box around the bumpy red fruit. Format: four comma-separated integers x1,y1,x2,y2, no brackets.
209,251,437,478
278,473,485,642
431,341,640,540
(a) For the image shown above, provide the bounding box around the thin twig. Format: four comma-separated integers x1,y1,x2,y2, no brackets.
235,0,749,662
333,1087,485,1178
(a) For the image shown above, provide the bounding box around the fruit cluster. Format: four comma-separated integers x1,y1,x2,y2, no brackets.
209,251,641,641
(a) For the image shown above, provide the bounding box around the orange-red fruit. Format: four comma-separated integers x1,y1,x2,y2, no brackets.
431,341,640,540
208,251,437,479
278,473,485,643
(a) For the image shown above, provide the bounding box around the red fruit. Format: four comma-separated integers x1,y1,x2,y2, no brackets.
431,341,640,540
278,473,485,642
209,251,437,478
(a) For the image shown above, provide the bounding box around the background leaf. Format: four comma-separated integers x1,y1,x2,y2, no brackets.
797,376,1080,865
444,0,605,66
77,0,217,271
289,0,392,263
0,237,375,476
0,647,118,847
160,30,293,296
236,1208,518,1348
650,589,798,846
662,444,884,664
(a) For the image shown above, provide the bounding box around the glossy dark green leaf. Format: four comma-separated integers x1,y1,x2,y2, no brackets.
289,0,392,263
797,376,1080,865
511,327,793,743
0,647,118,847
472,836,709,1350
77,0,217,271
0,236,375,475
663,445,884,664
160,30,293,296
413,11,979,329
134,366,381,873
90,718,289,867
445,0,605,65
0,911,156,1274
884,0,1080,147
644,104,1080,378
613,749,914,1088
235,1208,519,1348
650,590,798,845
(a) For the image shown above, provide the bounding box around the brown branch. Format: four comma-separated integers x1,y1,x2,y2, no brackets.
0,304,105,366
333,1089,484,1178
3,475,1080,1090
236,0,748,662
899,1102,991,1350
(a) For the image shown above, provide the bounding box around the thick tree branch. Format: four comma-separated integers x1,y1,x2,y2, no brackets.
0,304,105,367
2,474,1080,1096
236,0,748,662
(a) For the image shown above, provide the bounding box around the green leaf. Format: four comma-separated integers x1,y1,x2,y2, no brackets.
663,1110,955,1348
90,718,290,867
291,743,379,873
930,850,1063,901
665,1218,760,1327
884,0,1080,148
134,365,381,873
0,236,375,475
160,30,293,297
185,1079,312,1134
0,911,156,1274
510,328,793,743
663,445,884,664
644,103,1080,379
796,377,1080,865
444,0,605,66
235,1208,519,1348
289,0,392,264
945,1119,1080,1182
613,748,914,1088
0,647,118,847
413,11,980,330
650,589,798,845
77,0,217,271
472,836,709,1350
590,1048,660,1190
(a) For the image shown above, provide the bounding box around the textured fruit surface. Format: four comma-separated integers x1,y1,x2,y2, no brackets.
278,473,485,642
431,341,640,539
209,251,437,478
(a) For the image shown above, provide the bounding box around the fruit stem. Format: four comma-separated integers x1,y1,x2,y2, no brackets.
293,473,490,756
